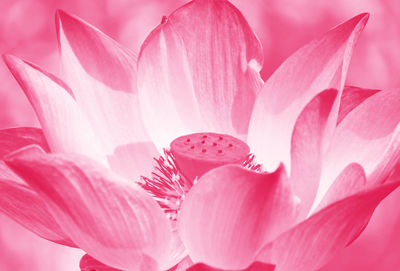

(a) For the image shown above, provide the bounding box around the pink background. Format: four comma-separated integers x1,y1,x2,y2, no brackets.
1,0,399,270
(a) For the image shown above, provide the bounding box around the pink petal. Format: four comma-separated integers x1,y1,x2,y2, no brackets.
170,256,194,271
107,142,158,182
248,14,369,171
187,262,275,271
6,147,173,270
139,0,263,147
56,11,154,162
79,253,159,271
169,0,264,136
368,123,400,186
316,89,400,207
337,86,380,125
290,89,337,218
178,165,298,270
137,21,204,150
319,182,400,271
256,181,400,271
80,254,121,271
3,55,105,163
316,163,366,211
0,127,49,158
0,158,74,247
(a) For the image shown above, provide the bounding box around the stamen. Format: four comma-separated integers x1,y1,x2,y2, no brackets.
243,153,263,172
140,149,191,220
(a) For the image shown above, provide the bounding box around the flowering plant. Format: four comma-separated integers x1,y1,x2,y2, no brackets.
1,0,400,270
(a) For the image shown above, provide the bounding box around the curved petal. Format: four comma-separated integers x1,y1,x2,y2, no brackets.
315,89,400,207
3,55,105,163
337,86,380,125
137,21,204,151
187,262,275,271
178,165,298,270
368,123,400,186
5,147,173,270
316,163,366,211
256,181,400,271
56,11,153,155
248,14,369,171
170,256,194,271
80,254,121,271
79,253,159,271
290,89,337,218
107,142,158,182
0,158,75,247
168,0,264,137
0,127,49,159
319,183,400,271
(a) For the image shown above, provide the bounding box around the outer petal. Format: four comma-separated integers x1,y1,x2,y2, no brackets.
80,254,121,271
170,256,194,271
0,157,74,247
248,14,368,171
319,183,400,271
56,11,156,180
187,262,275,271
140,0,263,144
178,165,297,270
137,21,204,151
0,127,49,158
315,89,400,208
3,55,105,163
337,86,380,124
6,147,173,270
290,89,337,218
79,253,159,271
56,11,151,150
256,181,400,271
368,123,400,186
316,163,366,211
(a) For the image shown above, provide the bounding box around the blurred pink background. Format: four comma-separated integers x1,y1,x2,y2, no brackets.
1,0,399,270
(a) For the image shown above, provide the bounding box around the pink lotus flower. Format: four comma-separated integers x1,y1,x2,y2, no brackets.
1,0,400,270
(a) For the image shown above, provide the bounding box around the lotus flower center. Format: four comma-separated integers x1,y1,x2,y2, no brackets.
140,132,259,220
170,132,250,182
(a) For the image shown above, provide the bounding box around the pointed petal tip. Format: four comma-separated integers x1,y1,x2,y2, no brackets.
3,54,39,74
3,54,22,70
4,145,45,169
358,13,370,27
55,9,85,45
55,9,72,42
3,53,76,99
350,12,369,28
55,9,74,24
359,12,370,21
3,55,41,76
2,53,14,64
